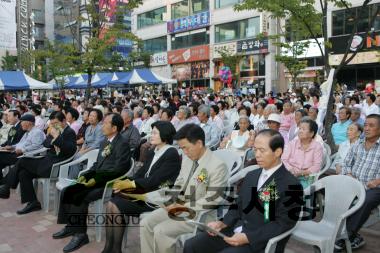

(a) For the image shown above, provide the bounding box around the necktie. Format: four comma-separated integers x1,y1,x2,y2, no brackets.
182,160,199,193
257,172,269,190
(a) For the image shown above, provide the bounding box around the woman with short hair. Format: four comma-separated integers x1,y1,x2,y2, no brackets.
101,121,180,253
282,118,323,187
333,123,363,174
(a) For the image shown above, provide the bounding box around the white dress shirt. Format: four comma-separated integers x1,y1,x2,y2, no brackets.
234,162,282,233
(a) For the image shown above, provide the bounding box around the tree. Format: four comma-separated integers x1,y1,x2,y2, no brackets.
275,40,309,91
33,40,78,89
235,0,379,152
55,0,143,99
1,51,18,71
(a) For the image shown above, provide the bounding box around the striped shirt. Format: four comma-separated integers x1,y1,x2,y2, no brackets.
342,137,380,187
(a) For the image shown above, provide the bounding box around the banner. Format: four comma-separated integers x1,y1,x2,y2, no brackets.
191,61,209,79
0,0,17,50
171,64,191,81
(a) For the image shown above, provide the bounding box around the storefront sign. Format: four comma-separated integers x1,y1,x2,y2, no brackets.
213,42,237,58
150,52,168,66
168,45,209,64
237,38,269,54
329,51,380,65
330,31,380,54
167,11,210,34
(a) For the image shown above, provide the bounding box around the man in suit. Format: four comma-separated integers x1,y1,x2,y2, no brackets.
0,111,77,214
0,110,25,183
184,129,303,253
140,123,229,253
53,113,132,253
0,114,45,187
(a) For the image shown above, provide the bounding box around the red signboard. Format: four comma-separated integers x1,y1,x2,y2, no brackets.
168,45,210,64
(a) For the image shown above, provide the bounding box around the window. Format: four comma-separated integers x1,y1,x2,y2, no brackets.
215,0,242,9
332,3,380,36
171,29,209,49
143,36,167,53
172,0,189,19
191,0,209,14
215,17,260,43
171,0,209,19
137,7,166,29
32,9,44,23
239,54,265,77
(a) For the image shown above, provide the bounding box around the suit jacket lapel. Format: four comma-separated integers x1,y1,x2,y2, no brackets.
184,149,211,194
97,134,119,167
258,165,285,192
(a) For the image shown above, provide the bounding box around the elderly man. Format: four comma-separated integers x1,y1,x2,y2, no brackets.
0,111,77,214
335,114,380,251
121,108,141,151
198,105,220,149
0,114,45,186
54,113,132,253
139,124,228,253
184,129,302,253
350,107,365,127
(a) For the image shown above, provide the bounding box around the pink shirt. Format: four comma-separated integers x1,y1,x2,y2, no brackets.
69,121,82,135
282,138,323,174
279,113,295,132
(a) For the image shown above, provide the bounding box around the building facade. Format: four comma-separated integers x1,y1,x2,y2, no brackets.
131,0,283,94
328,0,380,91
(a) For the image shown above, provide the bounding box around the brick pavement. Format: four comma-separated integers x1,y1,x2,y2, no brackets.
0,188,379,253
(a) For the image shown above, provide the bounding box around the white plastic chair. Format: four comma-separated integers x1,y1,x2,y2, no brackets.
54,149,99,214
316,150,332,180
92,158,135,242
265,223,301,253
222,124,234,138
176,209,218,250
228,165,260,186
213,149,242,178
291,175,366,253
36,151,78,212
322,142,331,157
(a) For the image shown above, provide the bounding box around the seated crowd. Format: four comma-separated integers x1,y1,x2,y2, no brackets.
0,89,379,253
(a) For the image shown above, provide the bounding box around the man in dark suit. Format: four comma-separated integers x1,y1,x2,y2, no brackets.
0,111,77,214
54,113,132,253
184,129,303,253
0,110,25,183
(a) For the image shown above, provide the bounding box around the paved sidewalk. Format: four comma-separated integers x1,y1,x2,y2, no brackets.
0,188,379,253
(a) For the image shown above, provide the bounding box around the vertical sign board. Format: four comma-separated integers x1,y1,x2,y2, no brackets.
18,0,30,53
0,0,17,50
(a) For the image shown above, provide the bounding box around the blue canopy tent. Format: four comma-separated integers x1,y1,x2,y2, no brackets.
0,71,54,90
64,74,88,89
109,68,169,86
90,73,115,87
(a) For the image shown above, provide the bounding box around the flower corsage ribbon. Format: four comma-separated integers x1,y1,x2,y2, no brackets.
258,179,279,223
102,144,112,157
196,168,209,184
